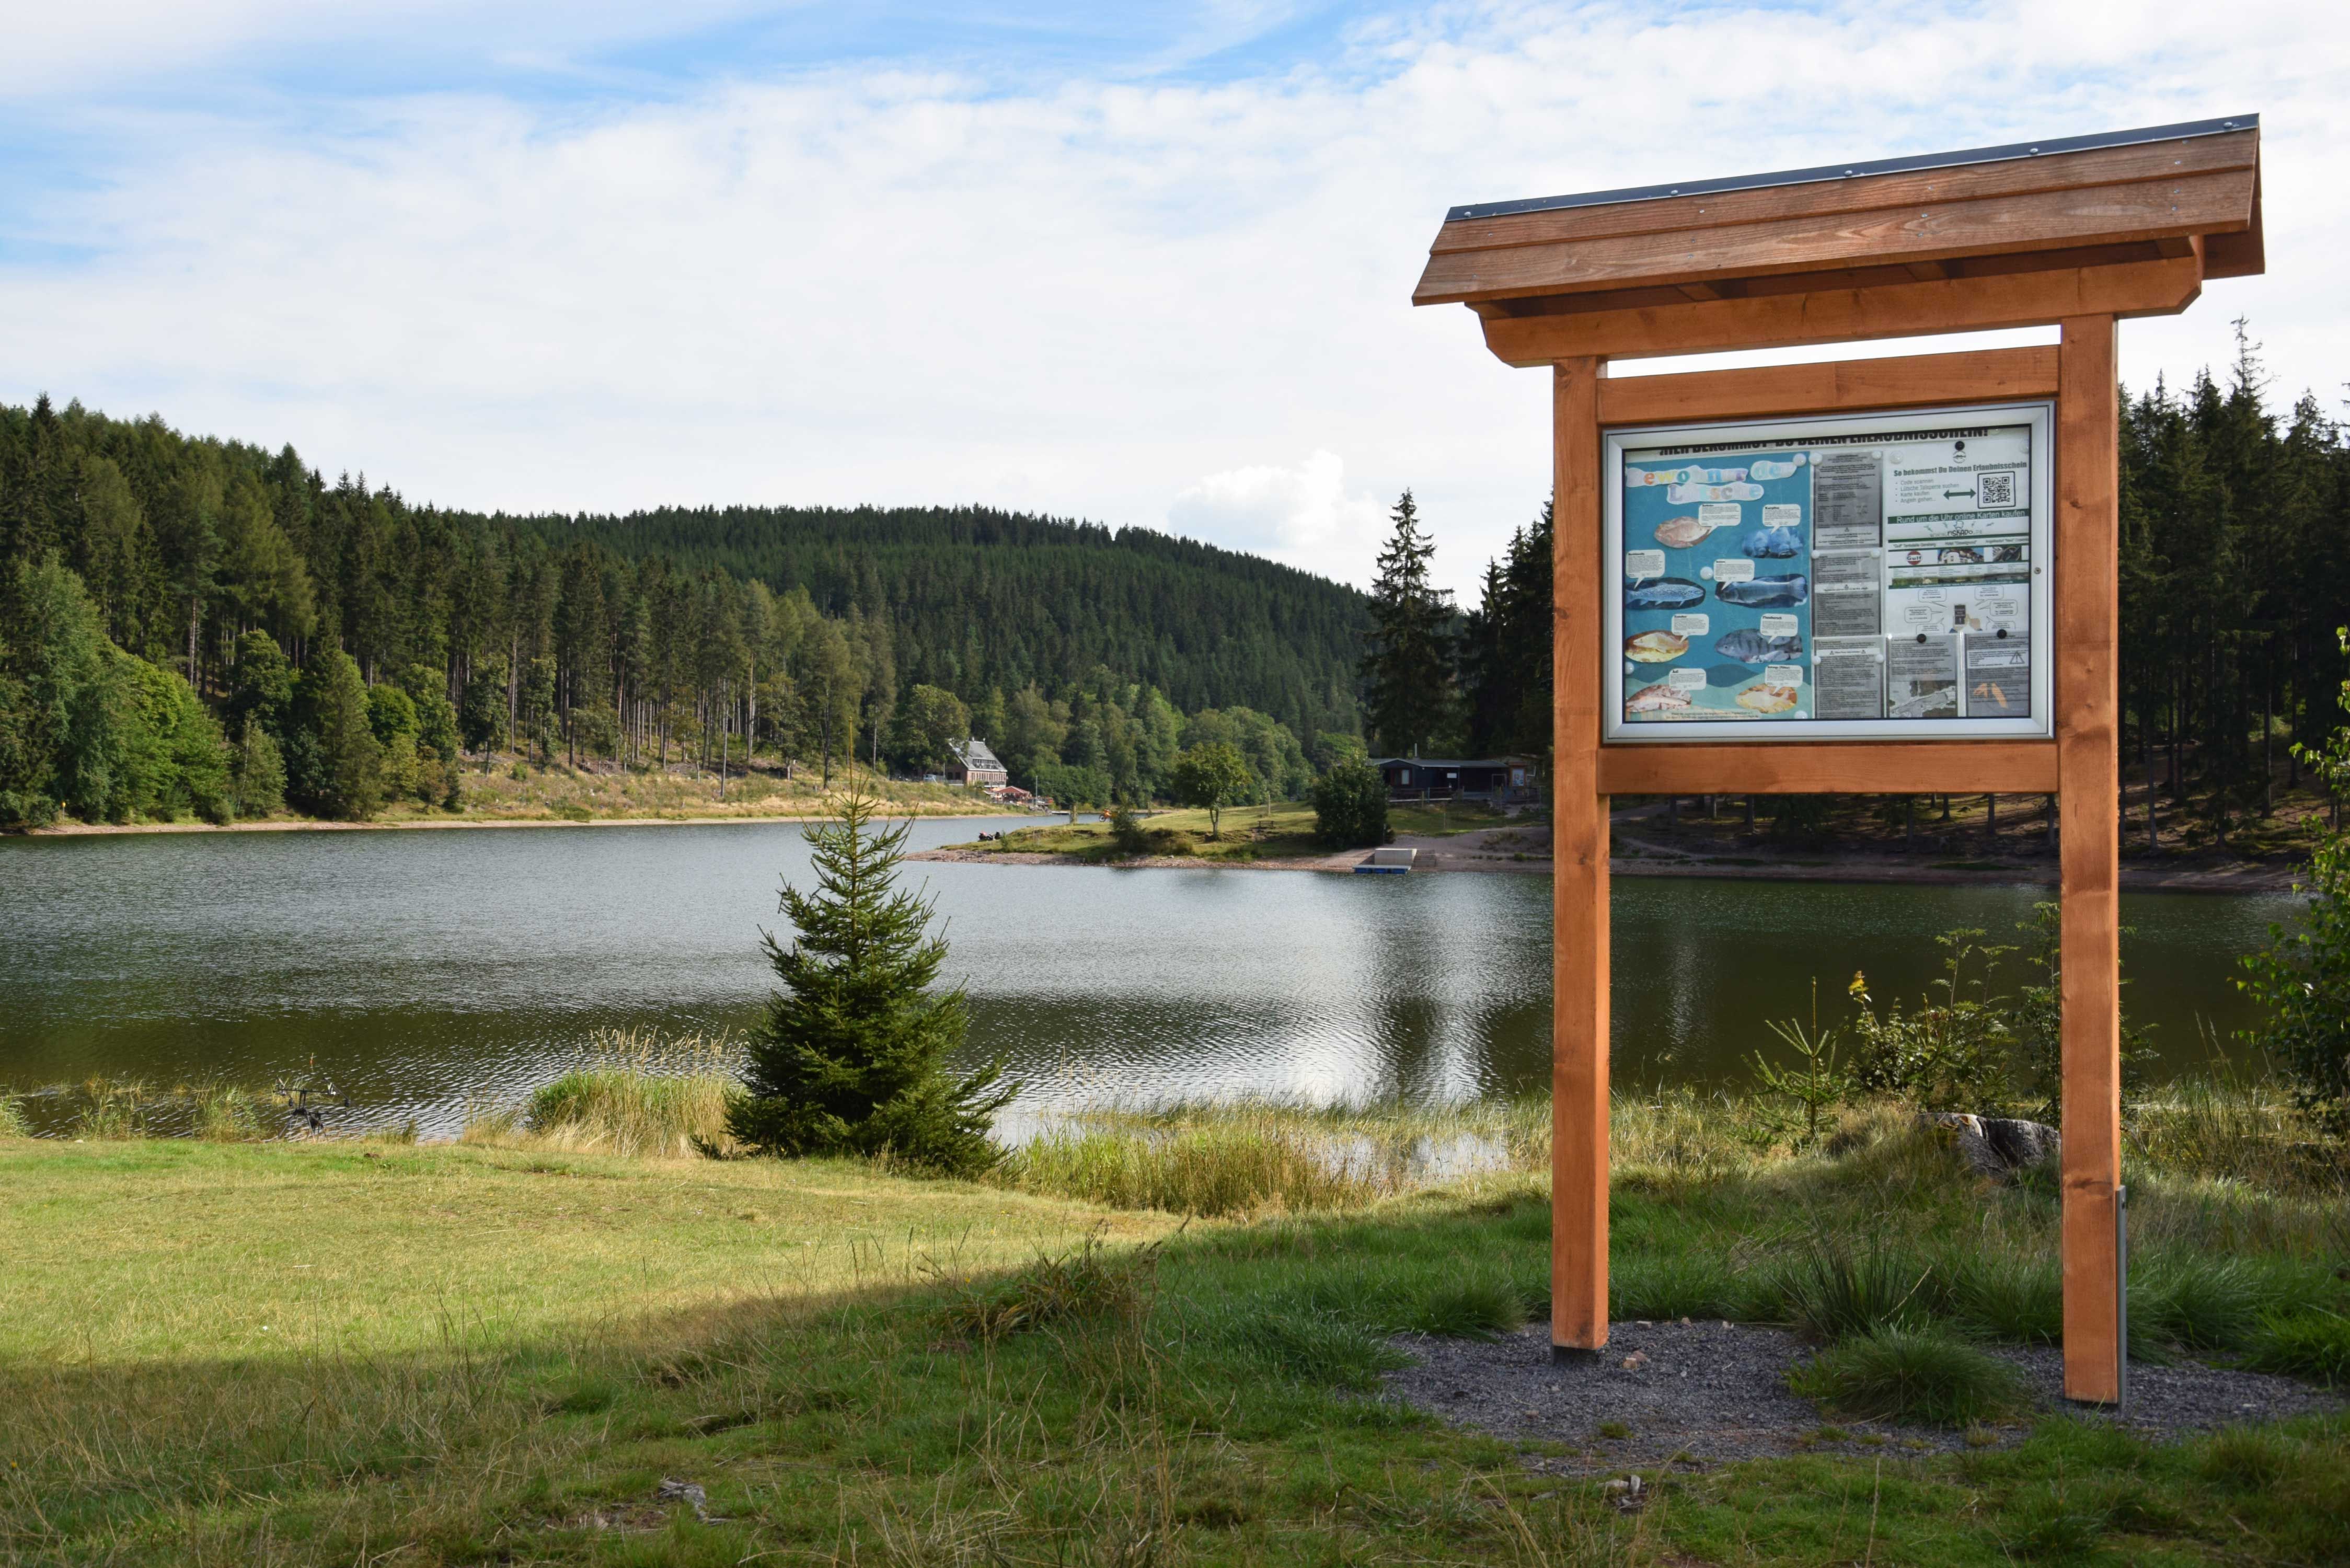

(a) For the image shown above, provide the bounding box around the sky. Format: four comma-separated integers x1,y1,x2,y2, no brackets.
4,3,2346,598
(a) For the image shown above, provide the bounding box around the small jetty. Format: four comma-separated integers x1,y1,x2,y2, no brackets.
1354,847,1415,875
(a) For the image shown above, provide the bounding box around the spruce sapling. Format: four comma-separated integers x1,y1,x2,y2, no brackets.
728,787,1014,1173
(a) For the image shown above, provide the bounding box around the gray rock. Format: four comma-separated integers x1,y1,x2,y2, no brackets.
1918,1112,2059,1180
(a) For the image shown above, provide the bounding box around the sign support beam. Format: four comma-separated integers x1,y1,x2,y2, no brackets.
2057,314,2125,1404
1551,357,1609,1356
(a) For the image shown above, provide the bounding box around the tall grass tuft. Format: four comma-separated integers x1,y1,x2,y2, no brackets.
0,1093,26,1139
1788,1325,2031,1426
189,1081,265,1142
1776,1237,1943,1342
2127,1071,2341,1193
508,1068,740,1159
938,1236,1151,1344
71,1078,150,1139
993,1117,1394,1217
2245,1308,2350,1386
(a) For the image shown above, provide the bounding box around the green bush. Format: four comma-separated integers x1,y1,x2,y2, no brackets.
1310,759,1389,849
1788,1325,2030,1427
2240,640,2350,1138
1105,804,1150,855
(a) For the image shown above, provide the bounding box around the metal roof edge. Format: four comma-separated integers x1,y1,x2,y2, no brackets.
1443,115,2259,224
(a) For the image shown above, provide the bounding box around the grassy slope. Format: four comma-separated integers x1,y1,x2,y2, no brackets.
3,1114,2345,1565
946,801,1513,862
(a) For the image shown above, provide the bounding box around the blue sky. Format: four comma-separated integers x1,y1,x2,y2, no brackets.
5,2,2345,593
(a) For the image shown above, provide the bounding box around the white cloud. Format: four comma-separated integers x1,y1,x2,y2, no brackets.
4,2,2346,601
1169,450,1389,581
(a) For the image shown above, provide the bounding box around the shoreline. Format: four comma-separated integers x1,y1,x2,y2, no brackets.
910,845,2305,894
18,808,1034,838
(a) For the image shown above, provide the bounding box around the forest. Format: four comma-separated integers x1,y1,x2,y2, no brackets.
4,328,2345,841
0,398,1364,827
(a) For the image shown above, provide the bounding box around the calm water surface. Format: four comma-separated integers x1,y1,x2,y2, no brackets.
0,818,2295,1135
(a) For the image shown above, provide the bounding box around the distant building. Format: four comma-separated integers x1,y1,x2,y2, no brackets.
1370,755,1539,804
946,738,1009,787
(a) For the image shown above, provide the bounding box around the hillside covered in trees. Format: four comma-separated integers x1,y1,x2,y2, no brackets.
0,398,1364,827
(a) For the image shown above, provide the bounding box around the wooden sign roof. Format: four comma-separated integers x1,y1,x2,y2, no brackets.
1415,117,2263,364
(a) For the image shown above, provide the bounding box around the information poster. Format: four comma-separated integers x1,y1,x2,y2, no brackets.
1607,403,2051,742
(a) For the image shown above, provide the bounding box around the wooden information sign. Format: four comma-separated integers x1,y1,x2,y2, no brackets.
1413,117,2265,1403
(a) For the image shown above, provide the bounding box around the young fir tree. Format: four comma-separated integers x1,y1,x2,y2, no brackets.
1360,490,1456,756
728,788,1013,1173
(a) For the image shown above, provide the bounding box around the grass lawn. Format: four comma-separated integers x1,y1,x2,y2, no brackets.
3,1098,2344,1565
947,800,1517,862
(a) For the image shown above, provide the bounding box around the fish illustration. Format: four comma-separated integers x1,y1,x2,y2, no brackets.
1715,573,1810,608
1714,627,1804,664
1625,630,1688,663
1626,682,1692,713
1653,516,1724,549
1736,683,1800,714
1741,525,1801,559
1625,577,1707,610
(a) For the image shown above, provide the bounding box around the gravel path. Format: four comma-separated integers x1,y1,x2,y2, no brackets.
1383,1320,2342,1473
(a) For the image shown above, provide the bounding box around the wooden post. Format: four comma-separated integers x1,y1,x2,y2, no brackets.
1552,357,1609,1356
2057,314,2124,1404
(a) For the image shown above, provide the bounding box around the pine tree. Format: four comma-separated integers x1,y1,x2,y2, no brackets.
728,788,1013,1173
285,651,381,820
1360,491,1456,756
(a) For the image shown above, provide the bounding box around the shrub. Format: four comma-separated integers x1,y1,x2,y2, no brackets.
1788,1326,2030,1427
1844,932,2020,1111
2239,644,2350,1139
1310,759,1389,849
1105,804,1150,856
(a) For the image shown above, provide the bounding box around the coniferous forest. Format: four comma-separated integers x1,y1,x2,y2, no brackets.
4,331,2346,844
0,398,1365,827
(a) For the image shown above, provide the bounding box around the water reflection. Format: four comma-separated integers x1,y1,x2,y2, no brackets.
0,818,2298,1136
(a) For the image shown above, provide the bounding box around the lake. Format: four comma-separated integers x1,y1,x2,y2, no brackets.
0,818,2297,1137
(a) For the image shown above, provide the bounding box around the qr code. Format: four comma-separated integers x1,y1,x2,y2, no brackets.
1977,470,2017,509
